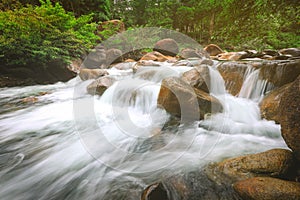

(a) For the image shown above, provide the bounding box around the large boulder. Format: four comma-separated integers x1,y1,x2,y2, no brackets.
278,75,300,161
259,83,292,123
82,45,106,69
153,38,179,57
234,177,300,200
157,77,222,122
141,169,240,200
217,62,250,96
181,65,210,93
105,48,123,66
215,149,295,182
203,44,224,56
87,76,115,95
258,59,300,87
79,68,108,81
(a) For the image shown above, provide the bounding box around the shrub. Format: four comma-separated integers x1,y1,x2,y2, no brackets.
0,0,98,67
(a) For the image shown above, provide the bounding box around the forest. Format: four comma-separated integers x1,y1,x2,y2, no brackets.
0,0,299,67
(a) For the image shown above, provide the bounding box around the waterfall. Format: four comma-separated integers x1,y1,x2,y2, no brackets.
239,69,274,101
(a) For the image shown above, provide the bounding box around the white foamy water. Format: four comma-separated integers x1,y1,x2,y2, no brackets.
0,63,287,200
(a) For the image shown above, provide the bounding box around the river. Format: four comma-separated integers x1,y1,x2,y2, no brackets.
0,62,287,199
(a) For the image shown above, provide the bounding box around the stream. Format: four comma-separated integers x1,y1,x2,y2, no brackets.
0,62,287,199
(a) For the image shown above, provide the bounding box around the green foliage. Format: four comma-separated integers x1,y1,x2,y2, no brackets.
112,0,300,50
0,0,97,66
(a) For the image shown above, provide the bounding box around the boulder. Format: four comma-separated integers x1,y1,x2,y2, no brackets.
180,48,209,59
217,52,248,61
82,45,106,69
153,38,179,57
0,59,76,86
157,77,222,122
259,83,292,123
234,177,300,200
141,168,240,200
215,149,294,182
105,48,123,66
203,44,224,56
79,68,108,81
278,75,300,161
217,62,250,96
181,65,210,93
258,59,300,88
140,51,169,62
279,48,300,57
87,76,115,95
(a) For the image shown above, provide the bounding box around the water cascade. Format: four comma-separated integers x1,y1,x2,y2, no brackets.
0,61,287,199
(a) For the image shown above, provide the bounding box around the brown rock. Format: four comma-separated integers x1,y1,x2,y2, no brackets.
216,149,294,182
259,83,292,123
106,48,123,65
278,75,300,161
204,44,224,56
279,48,300,57
157,77,222,122
217,52,247,61
153,38,179,57
234,177,300,200
180,48,209,59
259,59,300,87
181,65,210,93
86,76,115,95
140,51,169,62
79,68,108,81
217,62,250,96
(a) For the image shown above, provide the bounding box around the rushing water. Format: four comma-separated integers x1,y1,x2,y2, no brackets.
0,62,287,199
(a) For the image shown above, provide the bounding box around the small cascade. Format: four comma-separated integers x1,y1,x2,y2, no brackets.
207,65,226,96
239,69,274,101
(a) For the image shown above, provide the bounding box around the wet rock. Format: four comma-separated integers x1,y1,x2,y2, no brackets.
278,75,300,161
204,44,224,56
259,83,292,123
181,65,210,93
82,45,106,69
141,169,240,200
279,48,300,57
233,177,300,200
217,62,250,96
215,149,294,182
140,51,169,62
106,48,123,66
79,68,108,81
133,60,161,73
180,48,209,59
112,62,136,70
259,59,300,87
153,38,179,57
87,76,116,95
157,77,222,122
